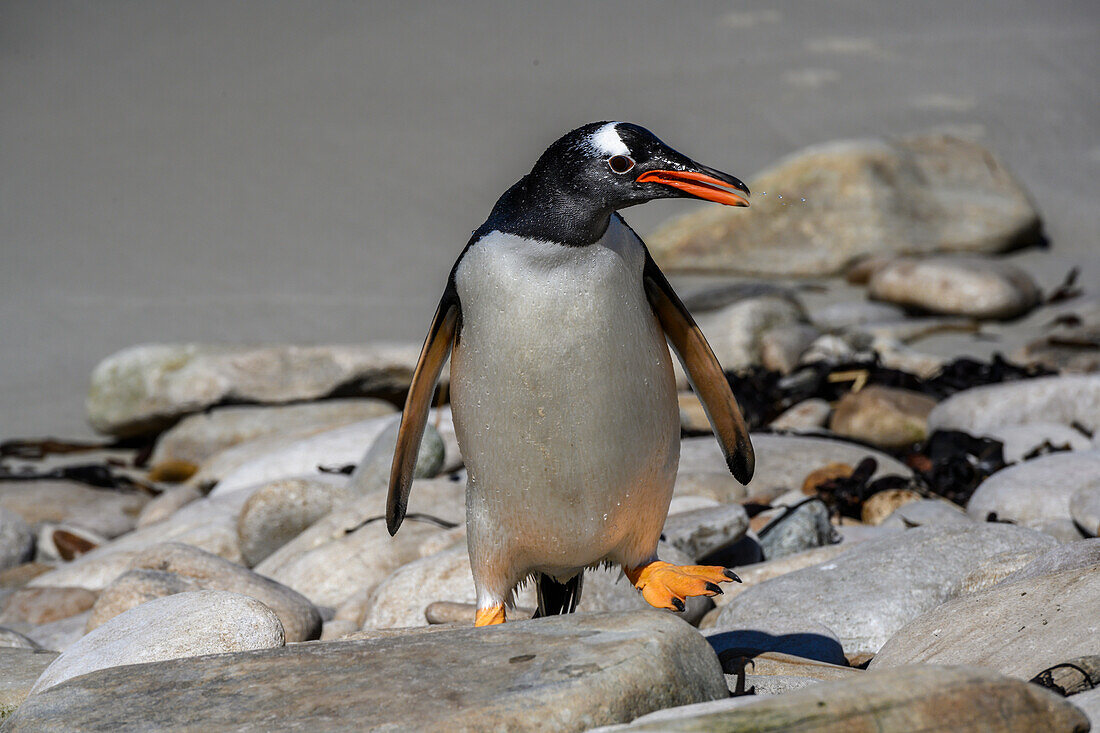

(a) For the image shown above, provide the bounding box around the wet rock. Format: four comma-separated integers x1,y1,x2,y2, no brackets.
966,451,1100,530
868,256,1040,320
1071,488,1100,536
861,489,923,525
647,134,1041,277
85,569,199,631
0,509,34,571
237,478,351,566
8,612,726,732
347,417,445,497
0,648,57,720
29,590,285,694
757,499,837,560
134,484,202,527
0,587,97,626
712,523,1056,657
871,566,1100,680
679,434,910,500
149,399,396,469
661,504,749,561
86,343,423,437
694,296,808,372
927,375,1100,436
998,539,1100,585
879,498,971,529
760,324,821,374
768,398,831,431
104,543,320,642
812,301,907,332
591,666,1087,732
0,481,148,540
829,385,938,449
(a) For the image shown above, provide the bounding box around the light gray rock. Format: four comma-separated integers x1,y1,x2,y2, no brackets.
149,398,396,468
661,504,749,561
760,324,820,373
768,398,831,432
992,422,1095,463
757,499,837,560
7,612,726,732
1071,487,1100,536
237,478,351,566
102,543,321,642
998,539,1100,585
86,342,423,437
0,509,34,571
30,590,285,694
1072,687,1100,729
347,416,445,497
847,316,979,344
682,282,804,314
713,523,1057,656
0,627,41,650
712,543,858,608
16,611,90,653
134,484,203,528
868,256,1040,319
694,296,808,372
0,481,148,540
647,134,1042,276
85,569,199,631
870,566,1100,680
591,666,1088,732
0,648,57,720
812,301,907,332
880,498,972,529
966,451,1100,528
928,375,1100,436
671,472,749,504
679,434,911,501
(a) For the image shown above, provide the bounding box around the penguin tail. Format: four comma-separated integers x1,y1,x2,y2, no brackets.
532,572,583,618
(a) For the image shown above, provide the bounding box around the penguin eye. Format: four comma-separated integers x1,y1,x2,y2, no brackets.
607,155,635,174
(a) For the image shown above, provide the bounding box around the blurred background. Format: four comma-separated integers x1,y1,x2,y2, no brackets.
2,0,1098,438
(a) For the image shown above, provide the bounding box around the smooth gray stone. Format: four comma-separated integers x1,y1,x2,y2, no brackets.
30,590,285,694
811,301,907,332
590,665,1088,732
706,619,847,667
236,478,351,566
19,611,91,653
0,481,149,540
86,343,422,437
348,416,445,497
867,256,1040,319
713,523,1057,657
0,648,58,720
0,509,34,571
997,539,1100,585
879,498,972,529
692,296,807,373
870,566,1100,680
1071,687,1100,729
1071,487,1100,537
661,504,749,561
966,451,1100,528
758,499,837,561
0,627,41,650
989,422,1094,464
927,375,1100,437
6,612,727,732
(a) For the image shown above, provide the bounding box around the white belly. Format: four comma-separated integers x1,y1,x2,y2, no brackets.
450,217,679,589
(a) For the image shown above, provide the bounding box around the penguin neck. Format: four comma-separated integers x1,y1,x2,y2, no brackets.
479,175,614,247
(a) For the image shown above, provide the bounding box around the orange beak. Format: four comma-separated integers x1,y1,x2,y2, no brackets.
635,169,751,207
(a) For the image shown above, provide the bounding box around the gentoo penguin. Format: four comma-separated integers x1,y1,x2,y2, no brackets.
387,122,754,626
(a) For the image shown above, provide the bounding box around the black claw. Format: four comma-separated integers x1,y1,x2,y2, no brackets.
724,569,742,583
671,597,686,612
705,582,723,595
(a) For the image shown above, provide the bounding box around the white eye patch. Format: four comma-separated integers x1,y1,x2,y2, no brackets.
587,122,630,157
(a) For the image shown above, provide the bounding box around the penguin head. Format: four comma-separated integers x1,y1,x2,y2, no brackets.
531,121,750,212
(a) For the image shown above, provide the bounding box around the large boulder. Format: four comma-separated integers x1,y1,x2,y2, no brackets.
8,612,726,732
927,375,1100,437
966,451,1100,531
86,343,422,437
647,134,1041,276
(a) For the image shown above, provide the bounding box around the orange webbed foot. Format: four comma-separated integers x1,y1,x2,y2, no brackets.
474,603,506,627
624,561,741,612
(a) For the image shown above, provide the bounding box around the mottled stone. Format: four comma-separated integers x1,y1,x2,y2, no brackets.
29,590,285,693
86,343,422,437
0,587,97,626
829,386,938,450
149,399,396,468
871,566,1100,680
713,524,1056,656
647,134,1041,276
0,648,57,720
8,612,727,732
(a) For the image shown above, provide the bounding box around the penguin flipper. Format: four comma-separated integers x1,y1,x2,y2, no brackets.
386,284,460,535
642,252,755,484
